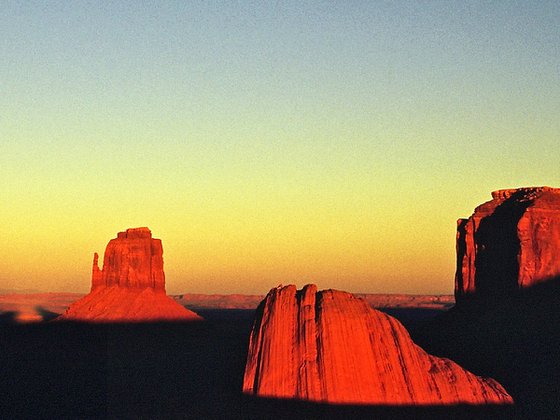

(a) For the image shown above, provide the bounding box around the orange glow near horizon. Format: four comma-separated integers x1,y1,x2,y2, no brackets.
3,176,560,295
0,191,505,295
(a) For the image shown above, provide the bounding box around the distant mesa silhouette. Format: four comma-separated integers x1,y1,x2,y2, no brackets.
243,284,512,405
455,186,560,301
58,227,202,322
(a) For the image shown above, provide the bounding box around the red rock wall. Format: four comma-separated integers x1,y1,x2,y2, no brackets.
243,284,512,405
455,187,560,301
92,227,165,292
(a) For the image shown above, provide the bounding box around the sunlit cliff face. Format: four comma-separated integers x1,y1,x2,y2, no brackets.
243,284,512,405
91,227,165,292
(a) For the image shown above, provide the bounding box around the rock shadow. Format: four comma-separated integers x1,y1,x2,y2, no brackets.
472,190,533,298
35,306,60,322
414,276,560,418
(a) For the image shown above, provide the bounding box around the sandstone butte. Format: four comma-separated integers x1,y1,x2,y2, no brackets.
58,227,202,322
455,186,560,301
243,284,512,405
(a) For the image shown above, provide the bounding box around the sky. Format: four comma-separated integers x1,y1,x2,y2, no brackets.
1,1,559,295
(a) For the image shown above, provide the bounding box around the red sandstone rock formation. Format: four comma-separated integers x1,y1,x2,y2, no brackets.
58,228,201,322
243,284,512,405
91,227,165,291
455,187,560,301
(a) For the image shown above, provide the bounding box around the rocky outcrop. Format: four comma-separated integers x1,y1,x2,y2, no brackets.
91,227,165,292
243,284,512,405
455,187,560,301
58,228,201,322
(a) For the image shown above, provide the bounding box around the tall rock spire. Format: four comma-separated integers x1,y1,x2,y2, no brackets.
91,252,103,291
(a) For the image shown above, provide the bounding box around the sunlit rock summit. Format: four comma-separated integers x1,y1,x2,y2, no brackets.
455,186,560,301
58,227,202,322
90,227,166,291
243,284,512,405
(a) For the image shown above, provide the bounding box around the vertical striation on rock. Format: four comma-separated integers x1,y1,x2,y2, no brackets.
58,228,202,322
455,187,560,301
243,284,512,405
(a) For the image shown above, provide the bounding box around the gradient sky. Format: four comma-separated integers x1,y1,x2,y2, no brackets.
1,1,559,294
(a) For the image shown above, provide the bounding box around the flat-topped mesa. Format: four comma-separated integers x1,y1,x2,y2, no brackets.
58,227,202,322
490,186,560,201
455,187,560,302
243,284,512,405
92,227,165,292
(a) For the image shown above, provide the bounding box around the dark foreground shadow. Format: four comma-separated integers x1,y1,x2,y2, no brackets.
0,311,17,324
414,277,560,419
0,308,527,419
240,395,519,420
